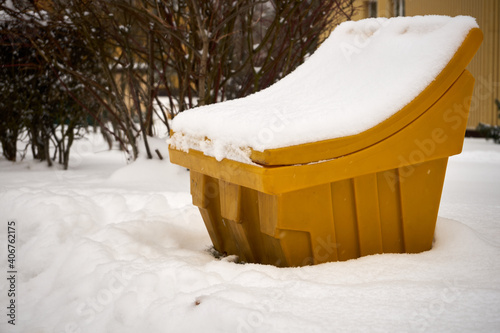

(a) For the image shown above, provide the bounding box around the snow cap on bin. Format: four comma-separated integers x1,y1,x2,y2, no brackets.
170,15,479,164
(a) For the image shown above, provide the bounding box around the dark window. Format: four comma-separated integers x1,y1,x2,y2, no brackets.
368,1,378,18
394,0,405,16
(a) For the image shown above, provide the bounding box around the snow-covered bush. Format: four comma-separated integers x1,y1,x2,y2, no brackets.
1,0,356,164
45,0,356,161
0,9,102,168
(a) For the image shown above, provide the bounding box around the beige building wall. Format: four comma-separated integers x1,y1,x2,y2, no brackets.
352,0,500,128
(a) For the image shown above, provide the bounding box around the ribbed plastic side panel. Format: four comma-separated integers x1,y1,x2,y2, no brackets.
190,158,447,266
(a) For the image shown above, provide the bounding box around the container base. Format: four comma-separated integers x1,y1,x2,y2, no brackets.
191,157,447,267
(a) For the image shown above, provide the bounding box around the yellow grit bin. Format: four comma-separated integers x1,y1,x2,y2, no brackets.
169,17,483,267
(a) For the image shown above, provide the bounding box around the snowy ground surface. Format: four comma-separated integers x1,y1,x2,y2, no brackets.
1,137,499,332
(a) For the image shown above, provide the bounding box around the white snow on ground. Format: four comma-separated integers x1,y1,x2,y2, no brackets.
170,16,479,162
0,136,499,332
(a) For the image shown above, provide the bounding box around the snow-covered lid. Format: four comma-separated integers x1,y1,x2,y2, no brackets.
170,15,479,164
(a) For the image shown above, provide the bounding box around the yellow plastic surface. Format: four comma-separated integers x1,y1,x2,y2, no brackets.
169,29,483,267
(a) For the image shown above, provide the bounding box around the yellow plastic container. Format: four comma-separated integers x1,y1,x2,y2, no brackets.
169,28,483,267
